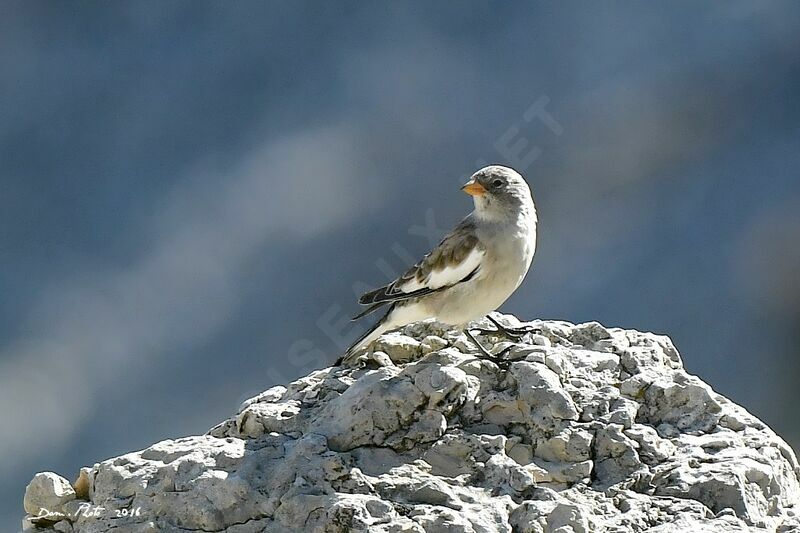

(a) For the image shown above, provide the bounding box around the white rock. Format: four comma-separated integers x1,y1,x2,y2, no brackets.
510,361,580,427
373,333,422,363
53,521,73,533
535,426,593,463
24,472,76,516
420,335,449,354
19,315,800,533
238,385,287,411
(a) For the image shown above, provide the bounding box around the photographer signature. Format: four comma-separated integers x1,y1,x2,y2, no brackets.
37,503,143,520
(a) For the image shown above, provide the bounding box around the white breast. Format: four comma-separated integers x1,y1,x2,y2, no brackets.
425,213,537,326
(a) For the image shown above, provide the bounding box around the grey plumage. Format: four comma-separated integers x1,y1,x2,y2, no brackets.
338,165,537,365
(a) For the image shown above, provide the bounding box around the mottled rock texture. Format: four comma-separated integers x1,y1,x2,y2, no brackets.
22,316,800,532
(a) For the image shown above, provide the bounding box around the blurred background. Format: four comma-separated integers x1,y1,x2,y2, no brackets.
2,1,799,528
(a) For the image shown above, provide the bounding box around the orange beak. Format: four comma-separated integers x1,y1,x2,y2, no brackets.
461,179,487,197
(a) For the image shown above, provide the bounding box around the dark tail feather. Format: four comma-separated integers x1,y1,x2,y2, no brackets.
351,301,387,321
358,285,389,305
335,305,393,365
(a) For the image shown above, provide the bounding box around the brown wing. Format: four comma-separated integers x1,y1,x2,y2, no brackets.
357,215,485,308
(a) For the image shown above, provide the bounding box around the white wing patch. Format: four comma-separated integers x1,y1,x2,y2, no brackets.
399,247,484,293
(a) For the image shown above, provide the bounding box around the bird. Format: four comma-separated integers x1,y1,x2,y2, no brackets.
337,165,538,365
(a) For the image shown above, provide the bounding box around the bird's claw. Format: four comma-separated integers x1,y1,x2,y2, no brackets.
473,327,537,341
485,316,541,340
464,329,514,369
474,316,542,341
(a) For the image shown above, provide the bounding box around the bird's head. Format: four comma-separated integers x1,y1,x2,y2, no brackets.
462,165,533,221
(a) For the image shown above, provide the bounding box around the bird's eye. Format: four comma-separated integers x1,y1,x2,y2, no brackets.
492,179,503,188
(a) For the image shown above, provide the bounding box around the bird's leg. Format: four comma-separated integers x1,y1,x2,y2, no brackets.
464,329,512,368
472,315,541,341
486,315,541,339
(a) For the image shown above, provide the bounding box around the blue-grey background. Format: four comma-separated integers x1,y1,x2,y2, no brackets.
2,1,799,528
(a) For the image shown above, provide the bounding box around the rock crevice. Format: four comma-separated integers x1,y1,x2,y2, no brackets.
22,316,800,532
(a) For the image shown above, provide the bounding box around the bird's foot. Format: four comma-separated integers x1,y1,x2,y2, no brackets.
464,329,513,369
474,316,542,341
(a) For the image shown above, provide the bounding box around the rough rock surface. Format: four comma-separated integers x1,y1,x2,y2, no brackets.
21,315,800,532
